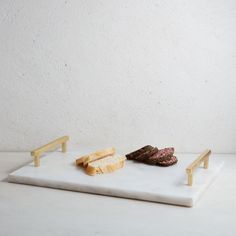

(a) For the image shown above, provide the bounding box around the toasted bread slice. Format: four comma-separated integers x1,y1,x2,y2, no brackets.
75,147,116,166
86,155,126,176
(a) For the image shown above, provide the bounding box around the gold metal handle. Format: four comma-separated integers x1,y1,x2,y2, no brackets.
186,149,211,186
31,136,69,167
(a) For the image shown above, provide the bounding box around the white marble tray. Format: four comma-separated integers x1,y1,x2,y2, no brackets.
8,150,224,207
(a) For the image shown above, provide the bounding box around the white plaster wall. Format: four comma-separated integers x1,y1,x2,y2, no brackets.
0,0,236,152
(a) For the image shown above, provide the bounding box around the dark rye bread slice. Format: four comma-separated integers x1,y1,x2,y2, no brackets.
135,147,159,162
146,147,174,165
146,154,172,165
126,145,154,160
157,156,178,167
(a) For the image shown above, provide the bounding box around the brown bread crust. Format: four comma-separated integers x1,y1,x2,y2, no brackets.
146,147,174,165
126,146,178,167
135,147,159,162
156,156,178,167
126,145,154,160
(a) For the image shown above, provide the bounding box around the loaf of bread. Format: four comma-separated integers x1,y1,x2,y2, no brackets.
126,145,154,160
135,147,158,162
76,147,116,167
156,156,178,166
145,147,174,165
126,146,177,167
75,148,126,176
86,155,126,176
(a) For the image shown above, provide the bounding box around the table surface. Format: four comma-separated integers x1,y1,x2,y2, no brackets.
0,152,236,236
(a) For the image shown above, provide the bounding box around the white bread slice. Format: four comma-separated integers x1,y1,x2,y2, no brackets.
75,147,116,166
86,155,126,176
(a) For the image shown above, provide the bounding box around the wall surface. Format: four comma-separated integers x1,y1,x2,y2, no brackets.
0,0,236,152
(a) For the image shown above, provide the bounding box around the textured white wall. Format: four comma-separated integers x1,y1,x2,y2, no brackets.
0,0,236,152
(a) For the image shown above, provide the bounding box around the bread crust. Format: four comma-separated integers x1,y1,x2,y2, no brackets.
86,156,126,176
156,156,178,167
75,147,116,166
135,147,158,162
145,147,174,165
76,148,126,176
126,145,154,160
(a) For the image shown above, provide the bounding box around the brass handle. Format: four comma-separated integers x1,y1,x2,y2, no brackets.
186,149,211,186
31,136,69,167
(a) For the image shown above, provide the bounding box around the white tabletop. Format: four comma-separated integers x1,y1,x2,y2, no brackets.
0,152,235,236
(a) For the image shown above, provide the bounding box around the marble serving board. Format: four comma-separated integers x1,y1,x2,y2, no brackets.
8,149,224,207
